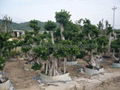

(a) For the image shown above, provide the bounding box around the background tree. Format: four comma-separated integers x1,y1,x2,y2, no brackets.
0,15,12,33
111,37,120,61
55,10,71,40
29,20,40,35
0,32,15,70
44,20,57,44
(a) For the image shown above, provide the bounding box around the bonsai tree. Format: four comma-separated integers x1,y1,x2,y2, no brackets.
21,46,32,59
0,32,15,70
55,10,71,40
96,36,109,56
106,24,114,54
53,40,80,73
111,38,120,62
53,41,70,74
0,15,12,33
29,20,40,35
44,20,57,44
81,19,103,70
18,31,34,59
33,42,59,76
0,32,11,57
64,21,81,41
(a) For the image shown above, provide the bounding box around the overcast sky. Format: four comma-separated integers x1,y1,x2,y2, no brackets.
0,0,120,28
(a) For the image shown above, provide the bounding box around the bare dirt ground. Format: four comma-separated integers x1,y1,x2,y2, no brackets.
3,59,41,90
3,58,120,90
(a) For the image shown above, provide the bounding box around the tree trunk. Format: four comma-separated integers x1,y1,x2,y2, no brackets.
90,50,96,68
60,24,65,40
4,24,7,33
45,62,48,75
49,61,53,76
50,31,55,44
54,59,59,75
112,30,117,40
88,33,92,40
52,60,56,76
63,57,67,74
48,62,51,75
112,50,119,61
108,33,112,54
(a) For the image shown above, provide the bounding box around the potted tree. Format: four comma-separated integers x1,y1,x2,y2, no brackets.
111,38,120,68
81,19,105,75
33,42,72,83
0,32,15,90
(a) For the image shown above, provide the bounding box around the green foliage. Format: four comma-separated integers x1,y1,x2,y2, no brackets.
96,36,108,46
32,34,42,45
0,10,116,73
0,57,6,70
85,39,98,52
111,38,120,51
9,50,21,57
55,10,71,25
0,33,12,57
33,44,51,60
96,36,108,53
53,43,69,58
64,21,81,40
106,24,113,35
21,46,32,53
83,19,99,37
29,20,40,34
53,40,80,58
44,21,57,31
0,20,46,30
0,33,10,41
68,45,80,56
31,63,42,70
23,31,34,44
0,15,12,33
54,28,61,41
76,51,86,59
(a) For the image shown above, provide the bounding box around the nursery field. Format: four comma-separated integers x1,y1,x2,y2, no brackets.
3,57,120,90
0,9,120,90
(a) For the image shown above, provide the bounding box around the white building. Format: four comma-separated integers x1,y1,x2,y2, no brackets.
12,30,25,37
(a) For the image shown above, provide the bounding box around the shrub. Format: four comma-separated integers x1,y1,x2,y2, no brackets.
31,63,42,71
0,57,6,70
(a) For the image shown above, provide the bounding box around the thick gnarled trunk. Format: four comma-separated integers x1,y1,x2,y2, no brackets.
112,50,119,61
60,24,65,40
90,51,96,67
50,31,55,44
63,57,67,74
108,33,112,53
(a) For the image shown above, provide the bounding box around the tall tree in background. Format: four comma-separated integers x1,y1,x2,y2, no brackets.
106,24,113,54
29,20,40,35
111,37,120,61
55,10,71,40
44,21,57,44
0,15,12,33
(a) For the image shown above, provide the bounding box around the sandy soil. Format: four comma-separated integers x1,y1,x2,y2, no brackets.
3,58,120,90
